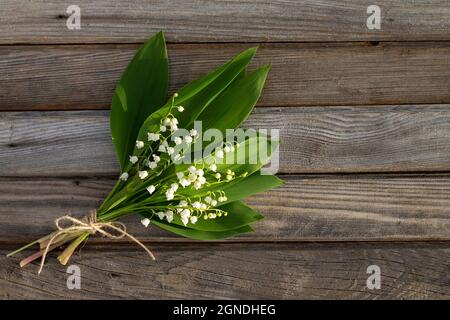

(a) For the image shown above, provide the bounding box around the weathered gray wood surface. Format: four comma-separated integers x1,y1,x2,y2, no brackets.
1,42,449,110
1,0,449,300
1,243,449,299
1,106,450,176
1,175,450,243
1,0,450,44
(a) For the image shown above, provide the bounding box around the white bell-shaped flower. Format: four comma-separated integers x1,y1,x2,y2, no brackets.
165,189,175,200
146,185,156,194
119,172,129,181
138,171,148,179
140,218,151,227
184,135,193,144
156,212,165,220
129,155,138,164
148,133,160,141
165,210,174,223
190,216,198,224
136,140,145,149
174,137,182,145
152,154,160,163
166,147,175,155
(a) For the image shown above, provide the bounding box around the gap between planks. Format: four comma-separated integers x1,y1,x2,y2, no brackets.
2,39,450,47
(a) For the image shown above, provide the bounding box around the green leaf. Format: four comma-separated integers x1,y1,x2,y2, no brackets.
174,48,258,129
167,135,279,206
135,47,257,142
146,201,263,232
197,65,271,134
189,201,263,232
110,31,168,170
151,220,254,240
176,133,277,175
219,171,283,205
221,134,278,175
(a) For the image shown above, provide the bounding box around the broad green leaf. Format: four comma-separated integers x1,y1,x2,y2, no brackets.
135,48,257,143
218,172,283,205
197,65,271,134
175,55,240,103
111,31,168,170
180,134,278,177
151,220,254,240
218,134,278,175
193,132,278,177
146,201,262,232
187,201,263,232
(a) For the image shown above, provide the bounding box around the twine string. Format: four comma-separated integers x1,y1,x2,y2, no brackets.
39,211,155,274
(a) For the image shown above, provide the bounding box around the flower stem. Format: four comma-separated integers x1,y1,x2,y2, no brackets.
57,233,89,265
18,233,77,268
7,239,40,257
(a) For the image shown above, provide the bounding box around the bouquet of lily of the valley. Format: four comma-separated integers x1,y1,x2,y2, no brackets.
8,31,283,273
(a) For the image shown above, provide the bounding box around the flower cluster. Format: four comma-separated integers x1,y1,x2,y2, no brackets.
119,93,198,182
150,190,230,227
115,93,246,228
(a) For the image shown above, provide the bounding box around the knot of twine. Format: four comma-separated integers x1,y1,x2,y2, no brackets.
39,211,155,274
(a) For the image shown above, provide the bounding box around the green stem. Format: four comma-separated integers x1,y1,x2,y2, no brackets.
97,179,123,213
58,233,89,265
7,239,41,257
18,233,80,268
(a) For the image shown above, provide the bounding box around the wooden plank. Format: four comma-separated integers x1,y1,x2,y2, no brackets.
1,42,449,110
1,106,450,176
1,1,450,44
1,243,449,299
1,174,449,242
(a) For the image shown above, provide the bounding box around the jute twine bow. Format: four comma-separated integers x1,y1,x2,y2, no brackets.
39,211,155,274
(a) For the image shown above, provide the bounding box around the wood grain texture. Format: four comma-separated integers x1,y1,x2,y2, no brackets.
1,1,449,44
1,0,449,302
1,42,449,110
1,174,449,242
1,106,450,176
1,243,449,299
